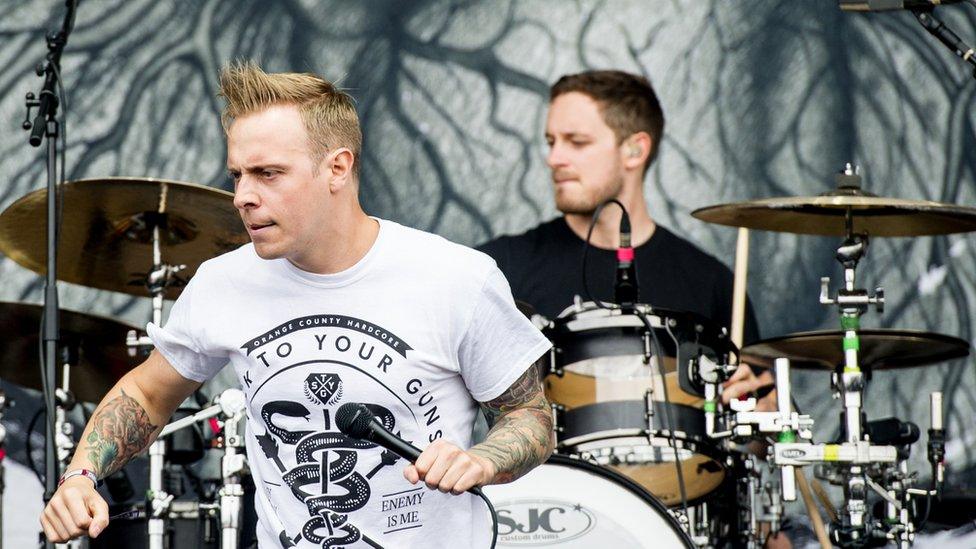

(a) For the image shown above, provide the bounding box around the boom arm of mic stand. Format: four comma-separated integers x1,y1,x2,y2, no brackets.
159,404,223,438
912,8,976,79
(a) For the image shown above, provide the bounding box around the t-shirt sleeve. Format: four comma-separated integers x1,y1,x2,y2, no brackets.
475,237,510,274
146,274,228,383
457,266,552,403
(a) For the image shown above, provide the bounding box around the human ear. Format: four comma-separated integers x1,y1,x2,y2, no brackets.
327,148,355,191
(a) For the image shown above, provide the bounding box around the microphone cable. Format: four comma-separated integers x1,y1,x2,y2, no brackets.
476,489,498,549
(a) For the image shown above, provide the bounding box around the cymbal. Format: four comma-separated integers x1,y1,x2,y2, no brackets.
692,188,976,236
0,302,142,402
741,329,970,371
0,177,248,299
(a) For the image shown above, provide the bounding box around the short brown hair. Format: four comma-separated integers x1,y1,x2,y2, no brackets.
218,60,362,175
550,70,665,166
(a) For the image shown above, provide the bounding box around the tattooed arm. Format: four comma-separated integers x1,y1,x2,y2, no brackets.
469,355,554,484
404,354,553,493
41,350,202,542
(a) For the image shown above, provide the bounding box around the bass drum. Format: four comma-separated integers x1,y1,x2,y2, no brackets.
482,454,694,548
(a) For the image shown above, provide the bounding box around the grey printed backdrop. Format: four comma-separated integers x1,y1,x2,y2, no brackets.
2,0,976,532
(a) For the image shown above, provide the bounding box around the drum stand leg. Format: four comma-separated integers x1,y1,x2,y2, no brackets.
218,411,246,549
148,440,172,549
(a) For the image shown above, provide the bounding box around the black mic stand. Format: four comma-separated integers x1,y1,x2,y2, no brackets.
22,3,78,548
911,7,976,79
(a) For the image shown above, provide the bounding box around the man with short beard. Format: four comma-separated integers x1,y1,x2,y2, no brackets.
478,69,773,406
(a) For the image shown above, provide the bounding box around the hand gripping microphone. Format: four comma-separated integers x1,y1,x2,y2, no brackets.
335,402,483,496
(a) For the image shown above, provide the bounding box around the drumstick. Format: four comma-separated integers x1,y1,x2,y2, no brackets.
731,227,749,350
811,478,839,522
795,467,832,549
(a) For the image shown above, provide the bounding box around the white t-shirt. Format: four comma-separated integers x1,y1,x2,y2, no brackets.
148,218,551,548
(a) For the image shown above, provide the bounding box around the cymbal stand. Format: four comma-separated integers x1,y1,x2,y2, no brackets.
816,168,885,539
216,392,247,549
126,215,186,355
0,389,10,549
146,438,171,549
735,454,783,549
54,351,82,549
150,389,246,549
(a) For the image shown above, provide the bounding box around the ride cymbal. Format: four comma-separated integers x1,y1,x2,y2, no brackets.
0,302,142,402
0,177,248,299
741,329,970,371
692,188,976,237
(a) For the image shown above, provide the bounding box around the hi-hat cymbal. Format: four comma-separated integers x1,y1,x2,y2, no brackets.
0,302,142,403
741,329,970,371
0,177,248,299
692,188,976,237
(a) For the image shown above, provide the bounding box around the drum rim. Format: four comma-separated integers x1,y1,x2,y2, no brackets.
545,453,696,548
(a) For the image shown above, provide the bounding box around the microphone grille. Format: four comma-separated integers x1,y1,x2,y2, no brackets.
336,402,374,439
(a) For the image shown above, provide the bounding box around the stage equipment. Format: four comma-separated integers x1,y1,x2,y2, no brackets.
481,453,696,548
742,329,969,371
0,177,248,300
691,164,957,547
0,302,141,403
544,302,733,505
20,2,79,536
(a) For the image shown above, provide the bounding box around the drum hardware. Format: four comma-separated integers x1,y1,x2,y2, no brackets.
696,353,945,547
0,388,10,549
549,402,565,436
149,389,247,549
735,454,786,549
126,215,188,355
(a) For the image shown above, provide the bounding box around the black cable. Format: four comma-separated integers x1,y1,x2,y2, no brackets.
475,490,498,549
26,408,46,485
580,198,626,310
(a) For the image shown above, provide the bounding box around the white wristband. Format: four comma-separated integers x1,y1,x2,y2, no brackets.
58,469,99,488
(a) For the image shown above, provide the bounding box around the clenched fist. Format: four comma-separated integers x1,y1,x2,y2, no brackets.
403,439,495,495
41,476,109,542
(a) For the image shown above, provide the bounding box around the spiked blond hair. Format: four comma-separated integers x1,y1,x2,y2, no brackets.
218,60,362,176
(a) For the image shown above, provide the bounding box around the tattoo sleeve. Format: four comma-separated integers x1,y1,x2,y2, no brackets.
470,355,554,484
82,388,160,478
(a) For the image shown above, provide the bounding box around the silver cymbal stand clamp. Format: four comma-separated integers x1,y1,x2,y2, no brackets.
216,390,247,549
126,214,186,356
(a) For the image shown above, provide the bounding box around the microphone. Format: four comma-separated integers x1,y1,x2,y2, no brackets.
839,0,962,11
613,210,638,309
335,402,483,496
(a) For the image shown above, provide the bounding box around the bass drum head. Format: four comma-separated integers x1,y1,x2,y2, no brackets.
482,454,693,548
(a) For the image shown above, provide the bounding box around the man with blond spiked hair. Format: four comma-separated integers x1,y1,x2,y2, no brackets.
42,61,552,548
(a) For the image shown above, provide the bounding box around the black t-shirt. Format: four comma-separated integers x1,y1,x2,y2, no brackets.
477,217,761,344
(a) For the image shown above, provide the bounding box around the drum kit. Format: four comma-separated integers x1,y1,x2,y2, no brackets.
0,177,252,548
484,164,976,548
0,165,975,548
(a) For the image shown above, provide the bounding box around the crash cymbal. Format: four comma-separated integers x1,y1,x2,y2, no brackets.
741,329,970,371
692,187,976,237
0,302,142,402
0,177,248,299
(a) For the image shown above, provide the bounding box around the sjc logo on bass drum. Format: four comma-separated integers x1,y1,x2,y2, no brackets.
494,499,595,545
